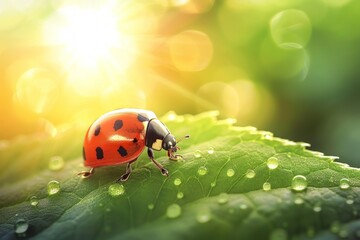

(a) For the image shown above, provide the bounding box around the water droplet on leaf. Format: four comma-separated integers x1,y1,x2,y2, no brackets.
245,169,256,179
291,175,307,192
339,178,350,189
263,182,271,191
166,204,182,219
47,180,60,195
346,196,354,205
108,183,125,196
313,202,322,212
217,193,229,204
194,150,202,158
197,166,208,176
14,219,29,237
267,157,279,170
226,168,235,177
294,196,304,205
148,204,154,210
240,204,248,210
48,156,64,171
173,178,182,186
207,147,214,154
196,208,211,223
29,196,39,207
177,192,184,199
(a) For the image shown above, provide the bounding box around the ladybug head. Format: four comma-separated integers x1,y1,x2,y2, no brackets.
162,134,177,151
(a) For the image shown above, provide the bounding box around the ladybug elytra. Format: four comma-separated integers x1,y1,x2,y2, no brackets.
78,109,189,181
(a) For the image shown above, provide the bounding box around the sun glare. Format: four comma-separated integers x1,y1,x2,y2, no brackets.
58,7,121,65
43,2,140,95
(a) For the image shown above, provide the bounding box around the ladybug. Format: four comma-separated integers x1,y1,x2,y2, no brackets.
78,108,189,181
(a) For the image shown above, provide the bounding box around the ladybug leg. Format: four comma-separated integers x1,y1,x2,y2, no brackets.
148,148,169,177
78,168,95,178
168,147,183,161
117,159,137,182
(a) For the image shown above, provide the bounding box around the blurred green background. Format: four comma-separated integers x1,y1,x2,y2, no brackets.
0,0,359,167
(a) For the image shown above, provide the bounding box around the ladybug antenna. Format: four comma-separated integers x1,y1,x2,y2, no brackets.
177,135,190,143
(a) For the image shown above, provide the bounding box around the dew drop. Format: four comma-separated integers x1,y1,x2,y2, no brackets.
166,204,182,219
210,181,216,187
173,178,182,186
294,196,304,205
346,196,354,205
48,156,64,171
194,150,202,158
240,203,248,210
108,183,125,197
339,178,350,189
196,208,211,223
105,208,111,212
313,202,322,212
14,219,29,237
29,196,39,207
197,166,208,176
207,147,214,154
267,156,279,170
245,169,256,179
291,175,308,192
47,180,60,195
263,182,271,191
226,168,235,177
217,193,229,204
177,192,184,199
148,204,154,210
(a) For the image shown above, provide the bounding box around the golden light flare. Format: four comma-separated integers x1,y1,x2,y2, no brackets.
42,1,164,96
14,68,61,115
170,0,214,14
196,79,275,127
168,30,213,72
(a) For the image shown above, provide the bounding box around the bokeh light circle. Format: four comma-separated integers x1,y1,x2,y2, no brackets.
195,79,275,126
196,81,239,117
270,9,311,49
15,68,61,115
260,37,310,81
169,30,213,72
171,0,214,14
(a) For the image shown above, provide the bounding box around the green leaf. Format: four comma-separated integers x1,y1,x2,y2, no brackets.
0,111,359,239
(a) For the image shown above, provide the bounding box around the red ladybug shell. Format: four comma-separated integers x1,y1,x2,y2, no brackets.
83,109,156,168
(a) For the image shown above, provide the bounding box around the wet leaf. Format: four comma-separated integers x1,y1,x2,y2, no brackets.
0,111,359,239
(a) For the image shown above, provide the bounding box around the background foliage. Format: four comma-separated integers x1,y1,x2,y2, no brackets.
0,0,360,167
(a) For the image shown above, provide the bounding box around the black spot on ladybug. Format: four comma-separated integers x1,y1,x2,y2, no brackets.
94,125,101,136
96,147,104,159
132,138,138,143
83,147,86,161
117,146,128,157
113,120,123,131
137,114,149,122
